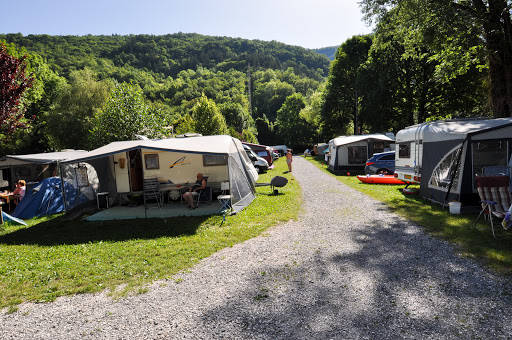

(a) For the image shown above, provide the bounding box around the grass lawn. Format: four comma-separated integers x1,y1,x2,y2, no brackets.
0,158,301,310
306,156,512,275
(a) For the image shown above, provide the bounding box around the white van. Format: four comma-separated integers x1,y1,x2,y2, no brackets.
243,145,269,173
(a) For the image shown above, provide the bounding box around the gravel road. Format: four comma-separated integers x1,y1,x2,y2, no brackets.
2,156,512,339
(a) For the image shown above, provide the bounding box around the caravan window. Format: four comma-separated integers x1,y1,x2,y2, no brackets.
203,154,228,166
348,146,367,164
398,143,411,158
472,140,508,176
144,154,160,169
373,142,385,154
430,147,462,190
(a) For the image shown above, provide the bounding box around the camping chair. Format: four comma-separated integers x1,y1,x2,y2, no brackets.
217,181,232,214
194,176,211,207
474,175,511,237
143,177,162,209
255,176,289,195
483,165,512,191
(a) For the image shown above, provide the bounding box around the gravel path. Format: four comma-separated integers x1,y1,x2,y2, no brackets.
2,156,512,339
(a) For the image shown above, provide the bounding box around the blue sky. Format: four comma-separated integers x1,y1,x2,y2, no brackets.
1,0,373,49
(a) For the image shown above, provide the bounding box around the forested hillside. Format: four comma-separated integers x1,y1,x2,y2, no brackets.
4,2,509,158
1,33,330,80
0,33,331,155
312,46,339,61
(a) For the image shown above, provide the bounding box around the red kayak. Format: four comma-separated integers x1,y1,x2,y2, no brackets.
357,175,405,185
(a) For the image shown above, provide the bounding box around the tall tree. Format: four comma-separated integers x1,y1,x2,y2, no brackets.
90,82,166,147
45,68,111,150
254,115,276,146
321,35,373,139
0,42,66,155
357,7,487,132
360,0,508,117
0,43,33,143
191,94,228,136
276,93,311,149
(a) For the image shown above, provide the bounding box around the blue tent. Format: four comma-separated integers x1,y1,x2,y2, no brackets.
12,177,89,219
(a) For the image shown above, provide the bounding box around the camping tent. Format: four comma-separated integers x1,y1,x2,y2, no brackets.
313,143,329,156
394,117,512,206
328,134,394,173
12,177,89,219
271,145,289,155
0,150,87,191
59,135,259,214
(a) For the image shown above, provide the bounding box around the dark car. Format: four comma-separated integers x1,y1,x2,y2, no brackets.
364,151,395,175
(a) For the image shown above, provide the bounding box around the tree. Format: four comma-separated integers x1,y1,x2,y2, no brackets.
0,41,66,155
300,87,324,143
358,9,486,131
0,43,33,143
360,0,508,117
191,94,228,136
252,77,296,121
255,115,276,146
90,82,166,147
276,93,312,149
321,35,373,139
219,102,255,134
45,68,111,150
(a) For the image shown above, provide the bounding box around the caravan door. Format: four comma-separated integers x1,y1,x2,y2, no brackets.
114,152,130,193
113,151,143,193
128,150,143,191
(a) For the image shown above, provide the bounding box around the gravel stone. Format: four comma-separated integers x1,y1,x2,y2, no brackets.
1,156,512,339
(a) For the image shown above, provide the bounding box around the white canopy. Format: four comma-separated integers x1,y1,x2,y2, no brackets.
0,150,88,167
396,117,512,143
61,135,240,165
332,134,393,147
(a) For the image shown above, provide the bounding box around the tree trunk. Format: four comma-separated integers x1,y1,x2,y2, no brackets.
484,0,512,117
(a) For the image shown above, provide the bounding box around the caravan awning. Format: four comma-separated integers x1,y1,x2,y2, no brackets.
332,134,394,147
0,150,88,167
60,135,240,165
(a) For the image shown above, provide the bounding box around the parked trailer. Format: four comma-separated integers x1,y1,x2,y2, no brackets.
328,134,394,174
394,117,512,206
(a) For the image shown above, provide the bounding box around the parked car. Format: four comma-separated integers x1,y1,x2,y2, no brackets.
364,151,395,175
270,148,281,160
242,142,273,165
243,145,269,173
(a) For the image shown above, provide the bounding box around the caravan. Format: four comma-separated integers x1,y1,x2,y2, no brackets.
60,135,259,214
328,134,395,173
394,117,512,206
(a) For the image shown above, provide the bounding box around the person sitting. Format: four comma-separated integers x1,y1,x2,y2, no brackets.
12,180,26,205
182,173,206,210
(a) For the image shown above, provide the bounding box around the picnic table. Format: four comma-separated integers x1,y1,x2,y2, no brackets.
0,192,15,211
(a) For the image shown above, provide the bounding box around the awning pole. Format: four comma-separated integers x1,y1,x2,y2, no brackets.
59,163,68,212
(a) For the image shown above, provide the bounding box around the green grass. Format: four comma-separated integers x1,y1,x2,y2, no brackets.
0,158,301,308
306,156,512,275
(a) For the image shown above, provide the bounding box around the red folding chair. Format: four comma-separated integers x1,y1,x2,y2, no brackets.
474,175,511,237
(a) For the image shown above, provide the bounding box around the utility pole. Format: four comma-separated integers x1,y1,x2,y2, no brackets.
354,90,358,135
247,63,253,116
